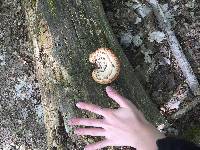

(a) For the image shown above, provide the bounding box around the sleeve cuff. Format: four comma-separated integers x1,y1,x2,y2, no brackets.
156,137,200,150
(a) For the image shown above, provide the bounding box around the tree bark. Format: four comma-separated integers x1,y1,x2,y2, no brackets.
23,0,167,149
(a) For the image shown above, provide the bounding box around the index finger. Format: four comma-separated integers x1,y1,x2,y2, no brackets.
76,102,107,117
106,86,130,108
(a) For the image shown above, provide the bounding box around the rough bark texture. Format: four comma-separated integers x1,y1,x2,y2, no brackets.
0,0,47,149
23,0,167,149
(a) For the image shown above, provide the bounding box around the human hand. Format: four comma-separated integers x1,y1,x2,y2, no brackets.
68,86,165,150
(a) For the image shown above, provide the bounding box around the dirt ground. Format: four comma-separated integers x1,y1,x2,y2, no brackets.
0,0,199,149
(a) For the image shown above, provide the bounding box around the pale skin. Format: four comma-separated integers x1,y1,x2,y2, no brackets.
68,86,165,150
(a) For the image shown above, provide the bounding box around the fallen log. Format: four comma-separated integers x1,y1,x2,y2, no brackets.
23,0,167,149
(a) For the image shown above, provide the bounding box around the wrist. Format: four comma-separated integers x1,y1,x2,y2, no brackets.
136,124,166,150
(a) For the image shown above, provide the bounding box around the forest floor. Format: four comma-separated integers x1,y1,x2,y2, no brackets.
102,0,200,144
0,0,47,149
0,0,200,149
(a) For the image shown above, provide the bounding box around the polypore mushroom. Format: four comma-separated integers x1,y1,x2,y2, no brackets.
89,48,121,84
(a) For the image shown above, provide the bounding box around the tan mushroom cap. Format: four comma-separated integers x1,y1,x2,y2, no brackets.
89,48,121,84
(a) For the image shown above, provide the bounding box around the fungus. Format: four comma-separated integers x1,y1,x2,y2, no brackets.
89,48,121,84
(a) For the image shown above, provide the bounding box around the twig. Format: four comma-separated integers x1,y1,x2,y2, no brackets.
129,0,152,19
146,0,200,96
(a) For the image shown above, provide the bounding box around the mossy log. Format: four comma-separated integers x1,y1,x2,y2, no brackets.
23,0,167,149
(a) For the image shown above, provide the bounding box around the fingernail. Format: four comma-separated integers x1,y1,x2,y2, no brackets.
106,86,113,92
76,102,82,108
74,130,80,135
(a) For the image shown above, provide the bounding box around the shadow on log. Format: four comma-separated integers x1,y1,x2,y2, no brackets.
23,0,167,149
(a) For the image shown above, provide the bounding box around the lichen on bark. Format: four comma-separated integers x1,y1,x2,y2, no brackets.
47,0,57,17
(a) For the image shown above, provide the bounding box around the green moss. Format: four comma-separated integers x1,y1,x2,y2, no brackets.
47,0,57,17
183,126,200,144
31,0,37,7
57,70,72,88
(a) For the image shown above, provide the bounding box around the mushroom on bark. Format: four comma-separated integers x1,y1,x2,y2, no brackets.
89,48,121,84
